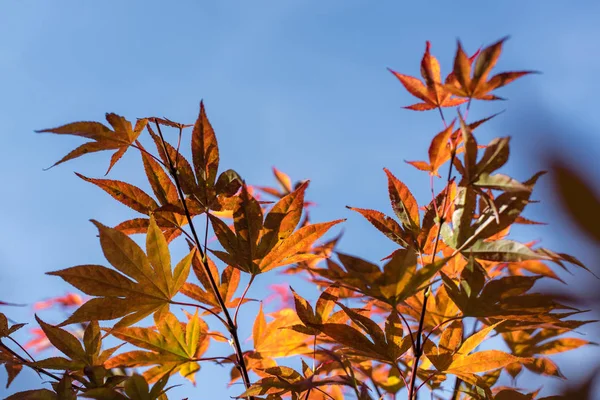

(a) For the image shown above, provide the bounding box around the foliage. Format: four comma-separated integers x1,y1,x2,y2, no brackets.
1,38,597,400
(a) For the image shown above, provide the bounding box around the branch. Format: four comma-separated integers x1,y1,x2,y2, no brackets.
153,122,254,397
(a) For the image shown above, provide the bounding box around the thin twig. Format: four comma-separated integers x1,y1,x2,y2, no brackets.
394,362,408,388
0,340,62,382
398,311,416,353
416,371,439,392
303,335,319,400
7,336,36,363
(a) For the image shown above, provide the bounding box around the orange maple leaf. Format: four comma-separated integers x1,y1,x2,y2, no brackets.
389,41,468,111
445,37,536,101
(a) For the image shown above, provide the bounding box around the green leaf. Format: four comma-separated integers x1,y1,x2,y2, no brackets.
465,239,550,262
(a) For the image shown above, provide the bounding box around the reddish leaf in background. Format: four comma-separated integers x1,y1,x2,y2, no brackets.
24,328,52,353
33,293,84,311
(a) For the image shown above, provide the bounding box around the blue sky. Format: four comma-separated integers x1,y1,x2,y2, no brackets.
1,1,599,398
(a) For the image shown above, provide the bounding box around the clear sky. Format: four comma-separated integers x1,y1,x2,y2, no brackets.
1,1,599,399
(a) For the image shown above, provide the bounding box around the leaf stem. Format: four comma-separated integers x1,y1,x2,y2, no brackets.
132,141,168,168
233,275,255,327
153,122,254,397
398,311,416,353
169,300,227,326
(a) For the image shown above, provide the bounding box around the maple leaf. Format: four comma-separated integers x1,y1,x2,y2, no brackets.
1,313,26,388
406,114,498,178
389,41,468,111
424,321,532,396
105,310,209,384
257,167,294,198
38,114,148,175
81,373,172,400
445,37,536,101
6,374,78,400
146,102,243,213
348,168,420,251
47,215,194,328
314,249,450,307
252,306,311,358
396,284,460,332
502,328,592,380
256,167,315,210
238,364,358,398
440,273,585,330
180,254,249,313
76,171,187,243
210,183,343,274
29,318,119,373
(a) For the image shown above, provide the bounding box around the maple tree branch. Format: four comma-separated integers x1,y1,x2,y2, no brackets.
408,145,457,399
0,339,62,382
7,335,36,363
153,122,254,397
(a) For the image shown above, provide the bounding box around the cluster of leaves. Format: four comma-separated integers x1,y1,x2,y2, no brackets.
1,37,597,400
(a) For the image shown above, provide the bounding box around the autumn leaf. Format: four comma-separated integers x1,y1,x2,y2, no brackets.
389,41,468,111
445,37,536,101
238,364,357,398
406,122,456,177
28,319,119,374
47,216,194,328
210,183,343,274
105,310,209,384
313,250,450,307
252,306,311,358
502,329,591,380
180,254,249,313
38,115,147,175
146,103,243,213
406,114,498,179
